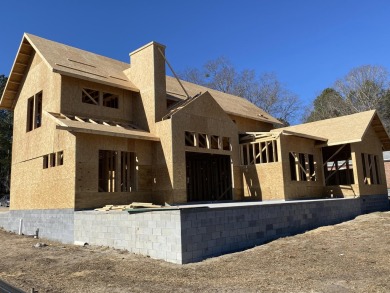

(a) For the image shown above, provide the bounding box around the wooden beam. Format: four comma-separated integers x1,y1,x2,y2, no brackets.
322,144,347,167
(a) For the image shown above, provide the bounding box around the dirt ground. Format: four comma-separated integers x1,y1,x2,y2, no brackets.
0,212,389,293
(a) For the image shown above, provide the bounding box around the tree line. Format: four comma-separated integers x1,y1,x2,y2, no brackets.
305,65,390,132
0,75,12,196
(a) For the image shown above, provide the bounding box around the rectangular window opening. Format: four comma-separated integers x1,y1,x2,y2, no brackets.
222,137,230,151
323,144,354,186
103,92,119,108
49,153,56,168
27,97,34,132
57,151,64,166
299,153,307,181
43,155,49,169
185,131,196,147
374,155,380,184
121,152,136,192
35,92,42,128
289,152,297,181
99,150,118,192
82,88,99,105
308,154,316,181
210,135,219,150
198,134,207,148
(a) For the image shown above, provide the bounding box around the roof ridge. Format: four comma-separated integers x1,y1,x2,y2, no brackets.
25,33,130,67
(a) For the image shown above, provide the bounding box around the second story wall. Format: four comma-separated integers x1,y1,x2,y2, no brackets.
229,114,274,132
60,76,134,123
13,52,61,163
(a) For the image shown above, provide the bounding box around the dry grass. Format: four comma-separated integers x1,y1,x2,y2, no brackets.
0,212,389,292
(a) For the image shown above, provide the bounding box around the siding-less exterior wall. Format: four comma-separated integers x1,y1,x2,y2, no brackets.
166,92,240,203
74,133,155,210
60,76,135,123
229,114,274,133
280,135,324,199
11,53,76,210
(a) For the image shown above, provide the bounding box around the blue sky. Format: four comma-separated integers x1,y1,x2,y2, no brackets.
1,0,390,122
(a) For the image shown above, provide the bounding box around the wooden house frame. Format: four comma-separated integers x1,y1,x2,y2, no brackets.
1,33,389,211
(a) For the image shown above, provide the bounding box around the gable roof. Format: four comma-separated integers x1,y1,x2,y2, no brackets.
0,33,281,127
166,76,282,125
272,110,390,150
0,33,138,110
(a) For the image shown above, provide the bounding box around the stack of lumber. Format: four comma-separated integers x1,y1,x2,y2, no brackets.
94,202,162,211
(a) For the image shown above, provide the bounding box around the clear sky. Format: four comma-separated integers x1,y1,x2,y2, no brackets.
2,0,390,120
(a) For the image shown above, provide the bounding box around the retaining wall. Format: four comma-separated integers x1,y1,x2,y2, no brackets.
0,195,388,264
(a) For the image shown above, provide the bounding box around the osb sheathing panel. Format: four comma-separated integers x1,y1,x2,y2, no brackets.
229,114,274,133
74,133,154,209
165,92,240,203
124,42,167,133
279,135,324,200
242,163,285,200
351,126,387,196
60,76,134,123
154,119,174,198
385,161,390,188
11,54,76,210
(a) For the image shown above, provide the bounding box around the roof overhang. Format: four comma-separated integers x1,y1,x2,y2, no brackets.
271,129,328,142
0,36,34,110
46,111,159,141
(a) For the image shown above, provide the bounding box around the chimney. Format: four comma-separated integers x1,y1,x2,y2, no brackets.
124,41,167,133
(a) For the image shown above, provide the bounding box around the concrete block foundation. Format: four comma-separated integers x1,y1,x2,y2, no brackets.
0,195,388,264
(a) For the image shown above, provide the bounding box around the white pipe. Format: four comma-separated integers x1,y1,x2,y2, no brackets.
19,219,23,235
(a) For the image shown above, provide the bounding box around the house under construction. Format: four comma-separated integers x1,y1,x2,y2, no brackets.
0,33,389,211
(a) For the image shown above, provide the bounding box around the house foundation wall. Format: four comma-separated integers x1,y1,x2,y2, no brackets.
0,209,74,243
0,195,388,264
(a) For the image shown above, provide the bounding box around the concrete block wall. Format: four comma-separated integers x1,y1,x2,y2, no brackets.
0,209,74,243
360,194,389,213
0,197,388,264
74,210,182,264
180,199,362,263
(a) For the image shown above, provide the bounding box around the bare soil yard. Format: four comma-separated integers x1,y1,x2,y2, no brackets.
0,211,389,293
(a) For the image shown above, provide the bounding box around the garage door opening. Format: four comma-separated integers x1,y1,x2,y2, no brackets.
186,152,232,202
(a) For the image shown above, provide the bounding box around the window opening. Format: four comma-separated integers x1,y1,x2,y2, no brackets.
99,150,117,192
210,135,219,149
103,92,119,108
27,97,34,132
43,155,49,169
362,153,381,185
374,155,380,184
49,153,56,168
185,131,196,147
299,153,307,181
308,154,316,181
82,88,99,105
240,139,278,165
35,92,42,128
289,152,297,181
121,152,136,192
222,137,230,151
322,144,354,185
198,134,207,148
57,151,64,166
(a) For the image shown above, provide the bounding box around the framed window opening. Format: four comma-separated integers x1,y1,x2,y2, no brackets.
82,88,120,109
26,91,43,132
99,150,137,193
289,152,316,182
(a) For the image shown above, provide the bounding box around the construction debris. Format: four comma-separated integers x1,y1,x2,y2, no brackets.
94,202,162,212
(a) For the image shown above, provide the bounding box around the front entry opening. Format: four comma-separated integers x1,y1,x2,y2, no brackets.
186,152,233,202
